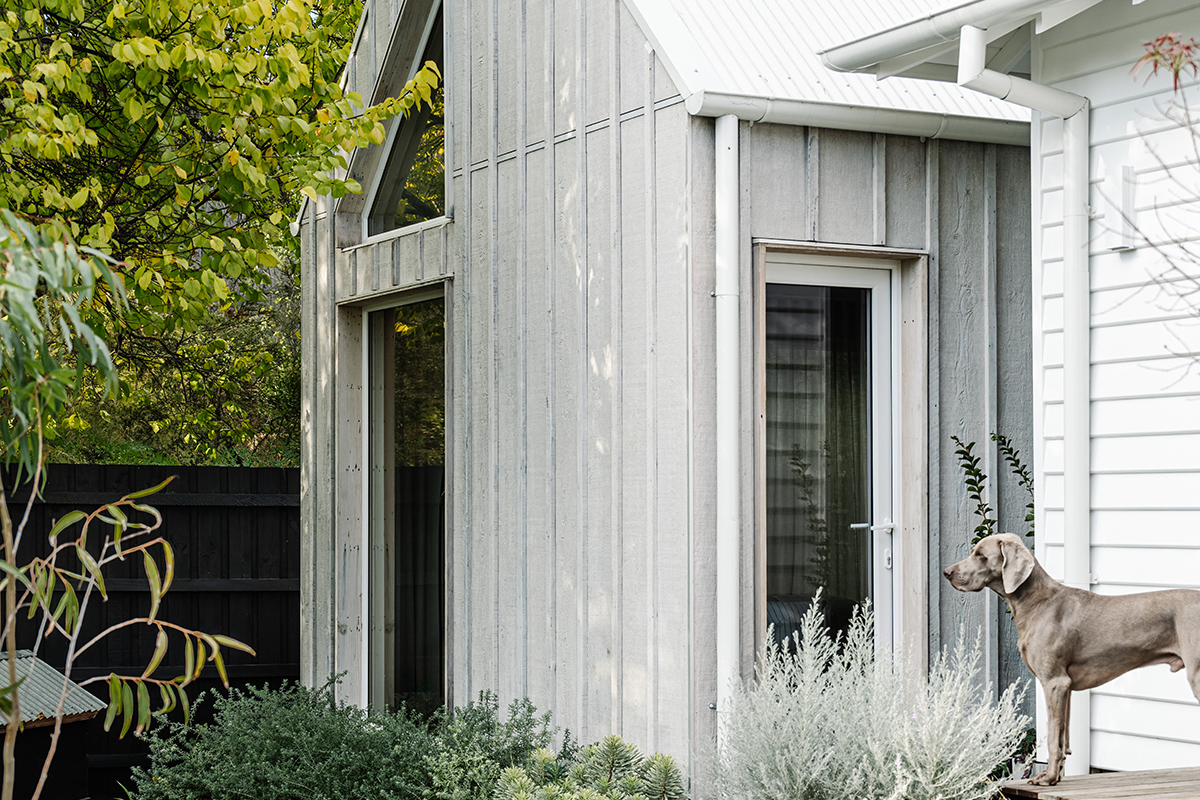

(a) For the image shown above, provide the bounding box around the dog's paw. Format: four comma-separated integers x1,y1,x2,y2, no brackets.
1028,769,1061,786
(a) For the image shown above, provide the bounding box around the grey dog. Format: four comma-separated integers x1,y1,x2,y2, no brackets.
943,532,1200,786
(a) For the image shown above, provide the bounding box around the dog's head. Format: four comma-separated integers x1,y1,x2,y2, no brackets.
943,532,1035,595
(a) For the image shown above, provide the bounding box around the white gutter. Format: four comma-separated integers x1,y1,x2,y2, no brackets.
686,91,1027,147
714,113,740,741
957,24,1092,777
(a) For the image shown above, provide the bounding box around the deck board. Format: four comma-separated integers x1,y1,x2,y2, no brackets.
1005,768,1200,800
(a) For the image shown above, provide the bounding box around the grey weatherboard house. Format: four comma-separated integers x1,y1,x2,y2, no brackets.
298,0,1038,783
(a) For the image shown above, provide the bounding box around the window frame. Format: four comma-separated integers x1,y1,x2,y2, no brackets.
358,0,451,248
362,284,450,712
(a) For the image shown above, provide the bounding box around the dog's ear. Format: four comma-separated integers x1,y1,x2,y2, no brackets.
1000,536,1035,594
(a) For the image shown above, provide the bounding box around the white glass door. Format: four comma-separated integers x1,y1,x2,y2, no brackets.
765,255,894,654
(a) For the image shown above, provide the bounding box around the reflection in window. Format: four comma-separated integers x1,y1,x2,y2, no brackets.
765,284,870,649
391,298,445,714
367,12,444,236
370,297,446,715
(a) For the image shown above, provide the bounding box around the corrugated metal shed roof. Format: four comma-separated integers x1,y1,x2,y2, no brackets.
624,0,1028,123
0,651,106,727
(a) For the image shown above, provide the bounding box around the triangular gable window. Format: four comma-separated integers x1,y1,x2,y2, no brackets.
366,9,444,237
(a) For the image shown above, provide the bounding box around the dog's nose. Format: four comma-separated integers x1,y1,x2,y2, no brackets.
943,566,954,580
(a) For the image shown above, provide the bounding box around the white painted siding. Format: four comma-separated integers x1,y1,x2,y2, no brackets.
1035,0,1200,771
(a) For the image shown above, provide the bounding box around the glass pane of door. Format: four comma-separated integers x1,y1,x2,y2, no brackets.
765,281,875,647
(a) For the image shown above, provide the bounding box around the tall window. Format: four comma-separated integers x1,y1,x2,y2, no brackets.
369,297,446,713
366,10,444,237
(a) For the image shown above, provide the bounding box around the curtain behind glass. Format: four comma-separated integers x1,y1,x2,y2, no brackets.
765,284,870,646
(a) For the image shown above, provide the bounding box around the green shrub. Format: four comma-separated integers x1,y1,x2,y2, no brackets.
131,684,558,800
425,692,556,800
495,735,687,800
131,681,434,800
713,596,1030,800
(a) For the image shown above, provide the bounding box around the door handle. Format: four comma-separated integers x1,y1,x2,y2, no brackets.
852,520,895,570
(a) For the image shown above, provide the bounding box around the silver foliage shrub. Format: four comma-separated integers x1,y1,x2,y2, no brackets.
714,597,1029,800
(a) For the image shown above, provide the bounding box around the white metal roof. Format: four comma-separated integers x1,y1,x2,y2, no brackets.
623,0,1028,124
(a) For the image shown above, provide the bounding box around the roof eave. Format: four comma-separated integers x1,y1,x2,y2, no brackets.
686,90,1029,146
819,0,1055,74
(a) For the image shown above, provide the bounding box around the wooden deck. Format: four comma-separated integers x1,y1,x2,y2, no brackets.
1004,767,1200,799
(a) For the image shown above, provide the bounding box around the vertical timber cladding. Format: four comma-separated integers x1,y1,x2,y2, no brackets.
734,123,1032,707
300,0,698,764
441,0,698,762
301,0,1037,774
441,0,695,760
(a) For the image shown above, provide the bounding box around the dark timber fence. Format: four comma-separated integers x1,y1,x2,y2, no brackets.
5,464,300,799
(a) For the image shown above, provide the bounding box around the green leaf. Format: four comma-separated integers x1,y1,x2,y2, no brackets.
0,561,32,594
135,681,151,735
211,634,255,655
212,647,229,687
158,682,175,714
193,640,207,681
76,545,107,599
104,674,121,732
160,540,175,595
144,628,169,677
120,680,135,737
49,510,86,540
123,476,175,500
183,636,194,684
144,550,162,620
179,685,190,725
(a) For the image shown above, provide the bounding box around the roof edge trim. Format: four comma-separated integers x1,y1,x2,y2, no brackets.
686,90,1029,146
620,0,706,99
819,0,1051,73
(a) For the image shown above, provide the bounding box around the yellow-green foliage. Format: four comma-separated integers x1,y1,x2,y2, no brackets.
495,735,687,800
0,0,438,334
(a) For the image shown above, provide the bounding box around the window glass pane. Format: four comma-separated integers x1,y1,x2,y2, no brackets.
391,297,445,713
765,284,870,648
367,12,444,236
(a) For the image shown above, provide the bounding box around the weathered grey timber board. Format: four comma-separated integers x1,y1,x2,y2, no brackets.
736,124,1034,708
1005,768,1200,799
301,0,1035,787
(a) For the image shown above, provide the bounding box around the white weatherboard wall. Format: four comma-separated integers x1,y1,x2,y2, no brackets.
1034,0,1200,771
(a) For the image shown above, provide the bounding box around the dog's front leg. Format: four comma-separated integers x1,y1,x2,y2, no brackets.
1030,676,1071,786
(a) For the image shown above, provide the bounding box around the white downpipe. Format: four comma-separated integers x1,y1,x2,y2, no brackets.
957,27,1086,119
958,24,1092,776
714,113,740,743
1060,108,1091,777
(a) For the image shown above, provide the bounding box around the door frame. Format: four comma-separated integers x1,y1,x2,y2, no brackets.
752,242,929,673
